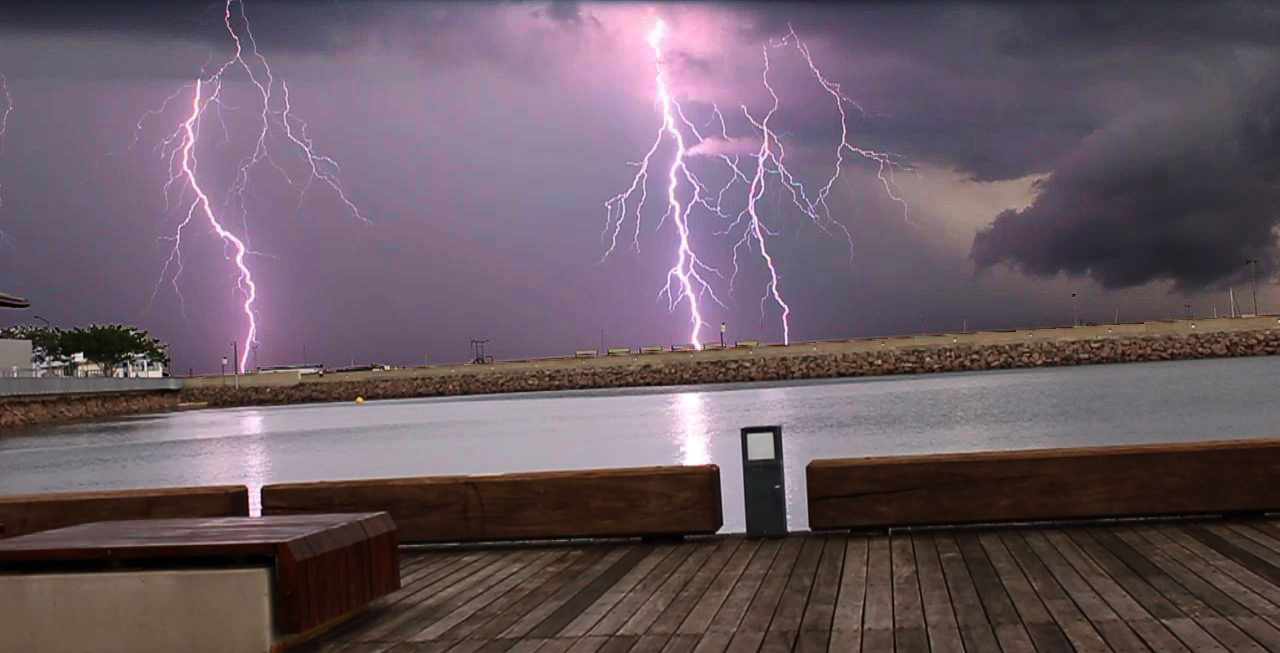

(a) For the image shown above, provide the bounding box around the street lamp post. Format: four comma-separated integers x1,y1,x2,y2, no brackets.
1184,304,1192,320
1071,292,1079,326
231,341,239,389
720,322,726,348
32,314,51,329
1246,259,1260,315
221,356,227,385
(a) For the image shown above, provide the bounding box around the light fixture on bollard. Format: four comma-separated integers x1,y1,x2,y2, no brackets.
741,425,787,539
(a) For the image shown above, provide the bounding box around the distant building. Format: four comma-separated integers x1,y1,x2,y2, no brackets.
0,339,33,377
64,353,167,378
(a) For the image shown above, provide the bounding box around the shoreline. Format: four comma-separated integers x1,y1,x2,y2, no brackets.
180,325,1280,410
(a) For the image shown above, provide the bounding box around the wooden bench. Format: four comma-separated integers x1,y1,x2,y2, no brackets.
263,465,723,544
807,438,1280,531
0,513,399,652
0,485,249,539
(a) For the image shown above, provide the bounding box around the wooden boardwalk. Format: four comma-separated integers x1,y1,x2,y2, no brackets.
305,518,1280,652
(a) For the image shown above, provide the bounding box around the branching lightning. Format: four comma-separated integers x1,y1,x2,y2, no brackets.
603,19,725,347
0,74,12,218
142,0,367,372
602,18,910,346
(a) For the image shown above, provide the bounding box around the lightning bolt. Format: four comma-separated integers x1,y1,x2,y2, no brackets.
778,24,910,223
603,19,911,347
603,19,724,348
0,74,12,221
141,0,367,372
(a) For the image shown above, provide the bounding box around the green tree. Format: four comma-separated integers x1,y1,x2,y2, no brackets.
0,324,65,364
59,324,171,374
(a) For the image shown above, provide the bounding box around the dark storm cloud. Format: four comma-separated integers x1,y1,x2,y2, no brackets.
972,85,1280,290
0,1,582,56
723,2,1280,290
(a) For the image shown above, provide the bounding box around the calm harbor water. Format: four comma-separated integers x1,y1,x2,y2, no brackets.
1,356,1277,531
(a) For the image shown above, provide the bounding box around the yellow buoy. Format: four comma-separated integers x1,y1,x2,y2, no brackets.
355,396,365,404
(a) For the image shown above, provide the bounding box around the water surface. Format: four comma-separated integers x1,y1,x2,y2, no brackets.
2,356,1277,531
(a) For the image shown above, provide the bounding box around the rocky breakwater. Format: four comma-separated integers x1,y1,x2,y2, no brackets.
181,329,1280,409
0,391,180,430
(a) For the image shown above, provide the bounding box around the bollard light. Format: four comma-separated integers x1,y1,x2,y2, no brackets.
741,425,787,539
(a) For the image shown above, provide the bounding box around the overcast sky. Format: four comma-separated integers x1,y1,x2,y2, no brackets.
0,1,1277,371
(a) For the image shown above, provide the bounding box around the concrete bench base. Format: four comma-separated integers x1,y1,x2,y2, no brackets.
0,566,333,653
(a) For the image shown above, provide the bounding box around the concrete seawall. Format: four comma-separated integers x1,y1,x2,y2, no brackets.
182,326,1280,409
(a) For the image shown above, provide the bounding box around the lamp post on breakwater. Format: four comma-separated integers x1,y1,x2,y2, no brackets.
1246,259,1260,315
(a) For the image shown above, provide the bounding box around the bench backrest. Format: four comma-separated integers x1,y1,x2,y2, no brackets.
263,465,723,543
807,438,1280,530
0,485,250,538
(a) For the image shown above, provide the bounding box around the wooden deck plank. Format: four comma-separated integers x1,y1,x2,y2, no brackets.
1044,529,1190,651
468,547,611,641
889,535,929,653
1018,529,1152,653
1188,523,1280,585
617,541,720,636
1160,526,1280,608
910,535,963,653
797,535,845,640
649,538,743,635
1219,523,1280,560
932,532,1000,653
997,530,1112,653
301,518,1280,653
529,546,654,639
979,530,1094,653
1133,525,1280,629
954,531,1036,651
391,549,546,644
411,549,573,643
559,545,679,638
827,535,867,653
859,535,894,650
700,539,783,635
1114,528,1280,651
350,551,504,643
586,540,699,636
764,533,827,646
675,539,761,636
502,546,634,640
440,549,591,642
724,535,805,650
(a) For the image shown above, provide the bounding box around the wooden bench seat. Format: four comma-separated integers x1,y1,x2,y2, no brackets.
263,465,723,544
807,438,1280,530
0,484,249,539
0,513,399,652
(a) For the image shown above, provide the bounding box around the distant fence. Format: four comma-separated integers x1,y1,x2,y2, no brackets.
0,377,182,397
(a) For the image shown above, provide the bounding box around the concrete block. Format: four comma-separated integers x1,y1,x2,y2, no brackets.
0,566,287,653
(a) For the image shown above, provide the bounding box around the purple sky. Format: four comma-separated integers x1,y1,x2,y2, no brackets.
0,1,1277,372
